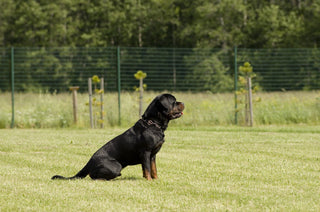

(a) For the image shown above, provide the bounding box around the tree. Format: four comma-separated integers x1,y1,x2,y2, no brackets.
0,0,15,46
243,4,303,48
185,49,233,93
1,0,320,48
180,0,247,49
301,0,320,47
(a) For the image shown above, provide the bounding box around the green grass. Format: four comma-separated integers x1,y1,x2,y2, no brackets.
1,126,320,211
0,91,320,128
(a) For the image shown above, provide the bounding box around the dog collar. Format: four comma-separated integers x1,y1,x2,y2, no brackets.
141,119,162,130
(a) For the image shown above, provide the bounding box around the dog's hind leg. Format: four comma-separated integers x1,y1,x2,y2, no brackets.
89,160,122,180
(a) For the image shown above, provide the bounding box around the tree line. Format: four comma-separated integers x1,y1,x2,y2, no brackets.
0,0,320,48
1,0,320,93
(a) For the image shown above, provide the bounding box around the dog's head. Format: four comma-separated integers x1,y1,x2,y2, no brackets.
142,94,184,126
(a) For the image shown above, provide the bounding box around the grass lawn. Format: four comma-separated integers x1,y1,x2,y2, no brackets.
1,126,320,211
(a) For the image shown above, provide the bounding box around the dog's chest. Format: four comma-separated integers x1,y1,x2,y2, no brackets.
141,127,165,150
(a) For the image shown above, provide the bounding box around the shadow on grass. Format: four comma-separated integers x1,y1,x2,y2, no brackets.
113,176,142,181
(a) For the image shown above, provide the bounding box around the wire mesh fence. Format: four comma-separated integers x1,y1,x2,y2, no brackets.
2,47,118,92
237,48,320,91
120,47,232,92
1,47,320,127
1,47,319,93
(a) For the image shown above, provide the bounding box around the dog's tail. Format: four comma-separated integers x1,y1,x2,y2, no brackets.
51,160,91,180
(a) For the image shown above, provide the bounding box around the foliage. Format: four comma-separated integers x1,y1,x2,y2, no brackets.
89,75,104,128
134,70,147,80
184,49,233,93
190,54,233,93
134,70,147,92
91,75,100,84
0,0,320,48
239,62,253,75
134,70,147,91
236,62,260,126
134,70,147,116
237,62,259,94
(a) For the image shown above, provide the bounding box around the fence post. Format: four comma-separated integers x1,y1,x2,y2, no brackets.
172,48,176,90
234,46,238,125
69,86,79,124
117,46,121,125
88,78,94,128
139,78,143,117
247,77,253,127
100,78,104,128
10,47,15,128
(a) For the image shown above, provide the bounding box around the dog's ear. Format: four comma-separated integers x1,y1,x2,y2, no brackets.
142,94,176,120
142,95,164,119
156,94,175,114
156,99,168,114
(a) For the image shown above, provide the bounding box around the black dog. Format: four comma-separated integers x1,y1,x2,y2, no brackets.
52,94,184,181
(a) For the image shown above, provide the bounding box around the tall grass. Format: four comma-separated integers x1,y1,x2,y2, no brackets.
0,91,319,128
253,92,320,124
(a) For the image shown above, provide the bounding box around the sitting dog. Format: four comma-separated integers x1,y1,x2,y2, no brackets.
52,94,184,181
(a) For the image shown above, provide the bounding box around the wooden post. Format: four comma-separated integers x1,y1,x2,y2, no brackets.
139,78,143,117
100,78,104,128
88,78,94,128
245,78,249,126
69,86,80,124
11,47,15,128
247,77,253,127
134,70,146,118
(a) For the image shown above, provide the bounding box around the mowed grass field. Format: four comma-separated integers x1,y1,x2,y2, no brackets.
1,126,320,211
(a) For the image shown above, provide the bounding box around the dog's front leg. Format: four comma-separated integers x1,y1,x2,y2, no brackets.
141,151,152,180
151,156,158,179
